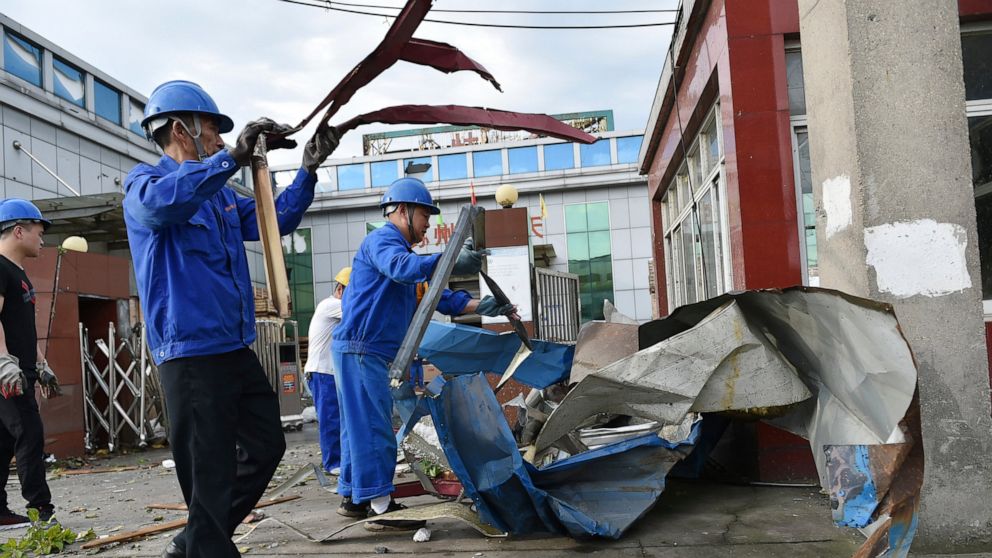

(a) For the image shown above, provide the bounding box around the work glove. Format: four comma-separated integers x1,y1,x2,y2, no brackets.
452,238,490,276
302,125,342,174
228,118,298,166
36,361,61,399
0,354,25,399
476,295,515,318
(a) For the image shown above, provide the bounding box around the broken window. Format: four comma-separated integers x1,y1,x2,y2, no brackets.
662,104,726,309
53,56,85,107
3,31,41,87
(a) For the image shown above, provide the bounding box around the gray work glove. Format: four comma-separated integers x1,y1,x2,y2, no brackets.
37,361,61,399
0,354,25,399
302,125,342,174
476,295,515,317
452,238,490,276
228,118,298,166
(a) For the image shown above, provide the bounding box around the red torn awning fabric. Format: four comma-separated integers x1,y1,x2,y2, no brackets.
294,0,434,131
338,104,597,144
399,39,502,92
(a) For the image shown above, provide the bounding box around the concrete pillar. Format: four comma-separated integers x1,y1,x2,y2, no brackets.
798,0,992,551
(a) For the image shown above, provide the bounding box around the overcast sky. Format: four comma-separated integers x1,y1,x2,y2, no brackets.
3,0,676,166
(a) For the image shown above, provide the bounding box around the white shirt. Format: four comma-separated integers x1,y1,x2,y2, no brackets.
304,296,342,375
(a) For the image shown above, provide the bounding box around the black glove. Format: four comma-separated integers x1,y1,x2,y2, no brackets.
476,295,515,317
37,361,61,399
228,118,297,166
452,238,490,276
302,125,342,174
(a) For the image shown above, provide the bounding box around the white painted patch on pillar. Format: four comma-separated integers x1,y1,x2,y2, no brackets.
822,175,852,238
864,219,972,298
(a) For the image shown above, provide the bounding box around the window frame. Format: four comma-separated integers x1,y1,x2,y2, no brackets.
661,105,730,310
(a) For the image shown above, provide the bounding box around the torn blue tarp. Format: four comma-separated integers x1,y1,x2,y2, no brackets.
422,373,700,538
419,321,574,389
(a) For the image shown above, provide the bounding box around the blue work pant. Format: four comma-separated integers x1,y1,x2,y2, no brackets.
306,372,341,473
332,351,395,503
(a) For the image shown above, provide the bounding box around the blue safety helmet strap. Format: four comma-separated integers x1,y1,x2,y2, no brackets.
0,198,51,231
141,80,235,140
379,178,441,215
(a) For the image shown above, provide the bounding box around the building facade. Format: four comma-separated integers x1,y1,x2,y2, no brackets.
636,0,992,522
265,124,652,333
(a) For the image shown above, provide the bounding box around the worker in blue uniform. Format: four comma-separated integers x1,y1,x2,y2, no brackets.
332,177,515,531
123,80,341,558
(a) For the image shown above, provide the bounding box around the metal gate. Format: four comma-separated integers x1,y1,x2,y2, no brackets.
80,322,165,452
251,319,304,426
533,267,581,343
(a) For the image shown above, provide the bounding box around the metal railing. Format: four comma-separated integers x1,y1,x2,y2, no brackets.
533,267,581,343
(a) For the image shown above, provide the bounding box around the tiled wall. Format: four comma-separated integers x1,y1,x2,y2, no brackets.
269,182,654,323
0,104,144,199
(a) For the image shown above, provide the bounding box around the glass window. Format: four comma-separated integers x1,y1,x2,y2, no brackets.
272,170,297,190
795,129,816,280
403,156,434,182
616,136,643,164
566,202,613,321
786,50,806,115
438,153,468,181
664,104,727,309
3,32,41,86
94,79,121,124
283,228,315,333
472,150,503,177
962,33,992,101
371,160,399,187
544,143,574,171
53,57,85,107
128,99,145,136
579,139,611,167
969,115,992,299
366,221,386,234
508,146,538,174
703,117,721,174
337,163,366,191
315,167,334,193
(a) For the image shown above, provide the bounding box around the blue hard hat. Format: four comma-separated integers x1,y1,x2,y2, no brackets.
141,80,234,134
0,198,51,231
379,177,440,215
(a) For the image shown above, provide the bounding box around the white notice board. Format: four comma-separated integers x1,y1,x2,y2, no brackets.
480,245,532,324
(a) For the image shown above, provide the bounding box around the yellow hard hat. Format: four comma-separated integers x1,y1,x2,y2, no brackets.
335,266,352,286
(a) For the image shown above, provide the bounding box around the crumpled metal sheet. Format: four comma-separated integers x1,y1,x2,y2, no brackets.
418,321,574,389
338,104,597,145
423,373,699,539
400,38,502,91
569,321,640,384
536,287,921,555
537,299,813,452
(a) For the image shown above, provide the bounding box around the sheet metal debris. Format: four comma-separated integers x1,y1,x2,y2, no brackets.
399,287,921,557
418,321,574,389
568,321,639,384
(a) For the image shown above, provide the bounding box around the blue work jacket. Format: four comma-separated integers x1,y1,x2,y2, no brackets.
124,150,316,365
333,222,471,360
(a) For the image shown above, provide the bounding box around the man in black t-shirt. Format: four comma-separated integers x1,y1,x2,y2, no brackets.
0,199,60,528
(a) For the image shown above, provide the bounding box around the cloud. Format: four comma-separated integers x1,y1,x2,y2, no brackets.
3,0,675,166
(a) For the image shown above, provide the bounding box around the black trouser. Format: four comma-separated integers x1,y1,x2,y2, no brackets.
158,348,286,558
0,379,53,513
